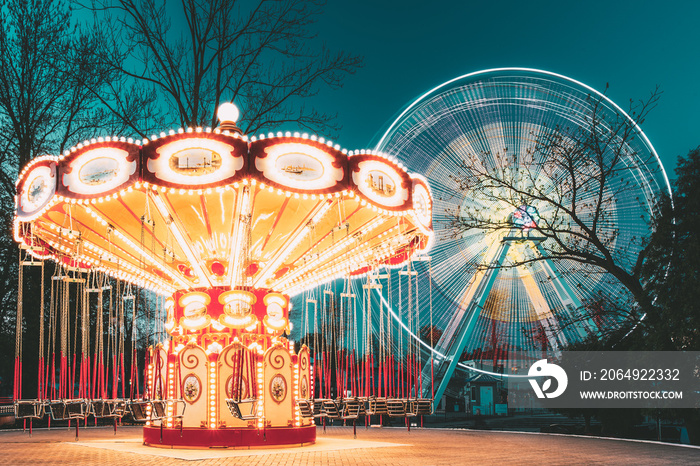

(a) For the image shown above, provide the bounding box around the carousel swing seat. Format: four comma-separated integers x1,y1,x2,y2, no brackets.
366,397,388,415
322,398,364,420
49,399,90,421
341,398,365,419
295,399,314,418
168,399,187,425
386,398,407,417
295,399,332,419
91,399,127,418
321,399,341,419
310,398,331,418
127,400,152,422
150,400,168,420
14,400,45,420
127,398,186,423
408,398,433,416
226,398,258,420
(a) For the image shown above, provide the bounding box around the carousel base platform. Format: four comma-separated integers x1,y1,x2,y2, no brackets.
142,424,316,448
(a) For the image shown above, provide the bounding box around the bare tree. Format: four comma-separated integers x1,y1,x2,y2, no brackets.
448,87,664,331
84,0,362,136
0,0,151,395
0,0,148,175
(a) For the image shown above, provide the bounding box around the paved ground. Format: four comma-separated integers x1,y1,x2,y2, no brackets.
0,425,698,465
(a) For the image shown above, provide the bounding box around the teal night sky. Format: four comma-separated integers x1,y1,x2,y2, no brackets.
309,0,699,178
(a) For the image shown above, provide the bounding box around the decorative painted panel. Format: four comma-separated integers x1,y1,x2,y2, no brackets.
178,343,208,427
263,342,293,427
17,159,57,219
143,133,246,187
251,137,346,192
350,154,411,209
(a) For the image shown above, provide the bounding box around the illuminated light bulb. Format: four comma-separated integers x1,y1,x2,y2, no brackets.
217,102,240,124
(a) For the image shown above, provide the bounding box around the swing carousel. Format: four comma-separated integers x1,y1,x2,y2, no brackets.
11,103,434,447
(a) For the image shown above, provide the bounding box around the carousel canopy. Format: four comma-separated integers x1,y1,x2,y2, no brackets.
14,128,433,297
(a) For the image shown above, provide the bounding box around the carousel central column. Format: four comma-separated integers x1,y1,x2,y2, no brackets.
142,287,315,447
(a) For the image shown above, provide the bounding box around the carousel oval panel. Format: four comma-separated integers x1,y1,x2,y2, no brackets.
182,373,202,404
275,152,325,182
18,161,57,218
60,143,138,196
79,157,120,185
178,291,212,331
144,133,246,187
251,137,345,191
218,290,258,329
350,155,410,209
262,293,288,332
300,375,309,399
269,373,287,404
412,177,432,229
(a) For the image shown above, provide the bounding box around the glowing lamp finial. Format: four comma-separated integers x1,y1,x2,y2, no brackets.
216,102,242,134
217,102,240,124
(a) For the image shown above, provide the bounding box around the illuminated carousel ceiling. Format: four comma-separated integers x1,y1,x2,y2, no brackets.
14,130,434,296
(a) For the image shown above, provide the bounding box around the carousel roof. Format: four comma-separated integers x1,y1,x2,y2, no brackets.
14,129,433,296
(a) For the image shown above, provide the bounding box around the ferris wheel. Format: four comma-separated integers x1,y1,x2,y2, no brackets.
376,68,671,399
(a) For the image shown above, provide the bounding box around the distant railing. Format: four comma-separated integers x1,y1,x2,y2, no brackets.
0,405,14,415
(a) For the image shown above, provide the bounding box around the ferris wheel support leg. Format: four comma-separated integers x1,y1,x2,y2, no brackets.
428,241,511,411
534,244,595,339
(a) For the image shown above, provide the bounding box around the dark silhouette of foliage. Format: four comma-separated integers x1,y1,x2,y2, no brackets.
642,147,700,351
448,87,663,331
